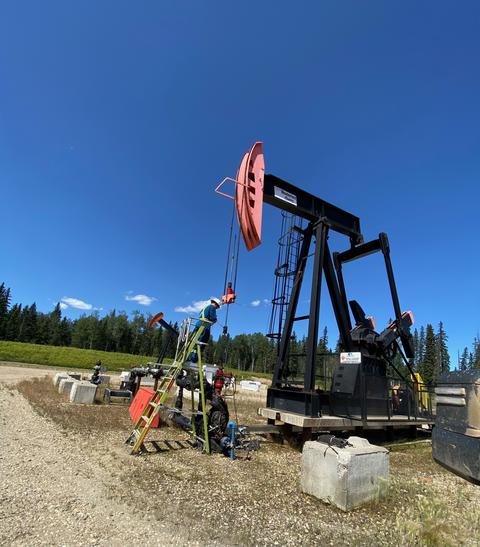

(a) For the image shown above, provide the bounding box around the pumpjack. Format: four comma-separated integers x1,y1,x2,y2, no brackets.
216,142,434,433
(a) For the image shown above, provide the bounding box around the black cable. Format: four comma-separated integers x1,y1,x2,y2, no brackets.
223,198,236,296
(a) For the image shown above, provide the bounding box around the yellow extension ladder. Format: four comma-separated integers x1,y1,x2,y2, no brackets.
125,317,211,455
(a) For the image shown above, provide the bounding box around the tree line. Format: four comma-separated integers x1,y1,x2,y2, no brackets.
0,282,166,357
1,281,479,382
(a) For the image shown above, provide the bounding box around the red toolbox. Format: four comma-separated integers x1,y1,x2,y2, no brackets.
129,387,160,428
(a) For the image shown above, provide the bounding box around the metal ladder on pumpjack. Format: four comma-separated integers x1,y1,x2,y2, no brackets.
125,317,211,454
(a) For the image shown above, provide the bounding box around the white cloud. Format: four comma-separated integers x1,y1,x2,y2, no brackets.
175,299,211,314
251,300,261,307
125,294,156,306
59,302,68,310
61,297,92,310
263,299,270,304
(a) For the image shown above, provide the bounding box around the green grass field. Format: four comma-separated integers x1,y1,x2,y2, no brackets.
0,341,157,371
0,341,271,380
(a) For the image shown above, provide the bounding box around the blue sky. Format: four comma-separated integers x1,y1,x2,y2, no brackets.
1,1,479,362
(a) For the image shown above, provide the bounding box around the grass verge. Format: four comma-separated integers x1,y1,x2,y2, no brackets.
0,341,156,371
0,340,271,381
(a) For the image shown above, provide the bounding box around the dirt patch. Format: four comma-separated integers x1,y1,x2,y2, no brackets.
16,376,130,432
4,376,480,546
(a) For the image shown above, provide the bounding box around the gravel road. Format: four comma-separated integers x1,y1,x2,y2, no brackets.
0,377,192,546
0,362,59,383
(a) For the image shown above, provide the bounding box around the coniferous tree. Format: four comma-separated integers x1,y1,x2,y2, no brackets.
418,324,437,383
412,328,419,369
5,279,477,378
435,321,450,375
0,282,11,338
5,304,22,340
417,326,426,370
214,333,231,366
35,314,51,344
318,327,329,352
58,318,72,346
18,303,38,343
49,303,63,345
204,337,216,363
71,315,92,349
472,337,480,369
459,347,469,371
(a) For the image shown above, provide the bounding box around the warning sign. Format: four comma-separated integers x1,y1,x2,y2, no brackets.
340,352,362,364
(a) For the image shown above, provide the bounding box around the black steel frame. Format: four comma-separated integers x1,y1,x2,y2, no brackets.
263,173,418,418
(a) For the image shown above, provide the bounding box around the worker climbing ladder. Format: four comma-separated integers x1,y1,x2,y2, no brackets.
125,316,212,455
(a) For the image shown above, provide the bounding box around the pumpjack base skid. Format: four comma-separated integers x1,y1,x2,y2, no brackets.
259,407,434,431
266,387,324,416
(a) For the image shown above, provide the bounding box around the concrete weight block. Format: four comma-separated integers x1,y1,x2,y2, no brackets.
53,372,70,387
58,378,77,396
70,381,97,404
98,374,110,385
301,437,389,511
67,372,82,380
94,384,107,403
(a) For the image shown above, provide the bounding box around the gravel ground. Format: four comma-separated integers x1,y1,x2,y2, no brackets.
0,362,65,382
0,382,195,546
1,365,479,546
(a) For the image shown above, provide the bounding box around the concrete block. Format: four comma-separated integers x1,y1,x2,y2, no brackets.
301,437,389,511
70,381,97,404
98,374,110,385
53,372,70,387
58,378,77,396
67,372,82,380
239,380,262,392
94,384,107,403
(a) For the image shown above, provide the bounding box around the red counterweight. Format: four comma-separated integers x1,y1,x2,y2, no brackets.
222,282,236,304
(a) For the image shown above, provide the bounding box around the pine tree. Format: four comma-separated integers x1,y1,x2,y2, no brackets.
49,303,63,345
35,314,51,344
417,326,426,369
472,337,480,369
418,324,437,384
214,333,231,366
204,337,216,363
412,328,419,369
18,303,38,343
0,282,11,339
58,318,72,346
5,304,22,340
459,347,469,371
318,326,329,353
435,322,450,375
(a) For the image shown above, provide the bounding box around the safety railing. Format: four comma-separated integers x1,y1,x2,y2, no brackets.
280,351,435,422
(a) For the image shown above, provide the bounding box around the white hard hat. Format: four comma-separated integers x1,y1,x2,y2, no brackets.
211,297,222,307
